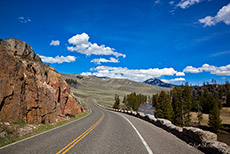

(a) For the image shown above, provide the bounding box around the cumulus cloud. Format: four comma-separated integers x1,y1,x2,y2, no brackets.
91,57,119,65
50,40,60,46
183,64,230,76
171,77,186,82
162,77,186,83
17,17,31,23
39,55,76,64
177,0,202,9
199,3,230,27
183,66,202,73
81,66,179,82
67,33,126,58
176,72,185,76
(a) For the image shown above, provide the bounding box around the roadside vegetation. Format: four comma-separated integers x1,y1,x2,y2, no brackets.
0,111,89,147
113,93,147,111
113,80,230,145
151,81,230,131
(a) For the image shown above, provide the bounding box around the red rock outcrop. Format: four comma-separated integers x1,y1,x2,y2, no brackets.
0,38,82,124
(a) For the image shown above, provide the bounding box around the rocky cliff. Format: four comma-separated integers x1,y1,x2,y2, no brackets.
0,38,82,124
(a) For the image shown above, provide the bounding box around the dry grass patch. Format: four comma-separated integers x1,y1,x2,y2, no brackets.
191,107,230,126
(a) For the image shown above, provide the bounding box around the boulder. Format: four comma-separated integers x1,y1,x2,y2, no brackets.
182,127,217,144
145,114,157,123
201,140,230,154
131,111,137,116
170,126,183,138
155,118,173,131
0,39,82,124
0,131,8,138
138,112,145,119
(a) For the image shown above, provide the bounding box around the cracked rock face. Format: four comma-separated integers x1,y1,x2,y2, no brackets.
0,38,82,124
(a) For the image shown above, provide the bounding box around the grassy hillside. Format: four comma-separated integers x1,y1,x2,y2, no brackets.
61,73,170,106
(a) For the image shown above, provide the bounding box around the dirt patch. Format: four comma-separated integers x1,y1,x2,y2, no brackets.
217,132,230,146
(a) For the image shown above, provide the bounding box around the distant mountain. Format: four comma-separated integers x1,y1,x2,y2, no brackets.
144,78,174,88
89,75,110,79
61,74,170,105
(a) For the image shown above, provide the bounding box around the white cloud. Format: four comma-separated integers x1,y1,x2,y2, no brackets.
176,72,185,76
81,66,179,82
170,77,186,82
183,66,202,73
199,16,215,26
210,50,230,57
183,64,230,76
67,33,126,58
161,79,170,83
199,3,230,27
17,17,31,23
177,0,202,9
162,77,186,83
39,55,76,64
91,57,119,65
169,1,175,5
154,0,160,5
68,33,89,45
50,40,60,46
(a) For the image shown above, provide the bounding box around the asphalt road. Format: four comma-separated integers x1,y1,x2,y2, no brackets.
0,98,202,154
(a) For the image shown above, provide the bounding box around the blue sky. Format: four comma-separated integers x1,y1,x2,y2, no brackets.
1,0,230,85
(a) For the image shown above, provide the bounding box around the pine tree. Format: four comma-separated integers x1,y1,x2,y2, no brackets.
123,95,127,105
163,93,174,121
226,91,230,107
171,87,183,125
152,94,158,107
155,91,173,121
182,83,192,126
155,92,164,118
201,89,211,113
126,92,138,111
208,100,222,132
113,94,120,109
196,99,203,126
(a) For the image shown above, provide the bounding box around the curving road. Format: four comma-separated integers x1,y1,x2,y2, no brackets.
0,98,202,154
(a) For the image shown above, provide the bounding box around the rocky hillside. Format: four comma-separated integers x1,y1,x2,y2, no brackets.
0,38,82,124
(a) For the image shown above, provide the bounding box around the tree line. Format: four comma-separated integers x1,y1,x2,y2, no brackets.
113,93,147,111
152,81,230,131
113,81,230,131
65,78,78,85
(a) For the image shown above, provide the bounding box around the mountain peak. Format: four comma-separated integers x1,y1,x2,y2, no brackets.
144,78,174,88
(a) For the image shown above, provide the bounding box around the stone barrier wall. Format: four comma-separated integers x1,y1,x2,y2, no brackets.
98,104,230,154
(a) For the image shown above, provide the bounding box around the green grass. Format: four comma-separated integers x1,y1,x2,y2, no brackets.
0,110,90,147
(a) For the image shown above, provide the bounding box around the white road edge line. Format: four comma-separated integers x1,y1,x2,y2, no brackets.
0,108,92,150
96,105,153,154
120,114,153,154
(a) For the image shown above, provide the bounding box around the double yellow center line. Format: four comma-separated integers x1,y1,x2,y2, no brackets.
56,111,104,154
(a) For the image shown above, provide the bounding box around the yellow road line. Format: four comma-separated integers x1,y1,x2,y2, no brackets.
56,111,104,154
